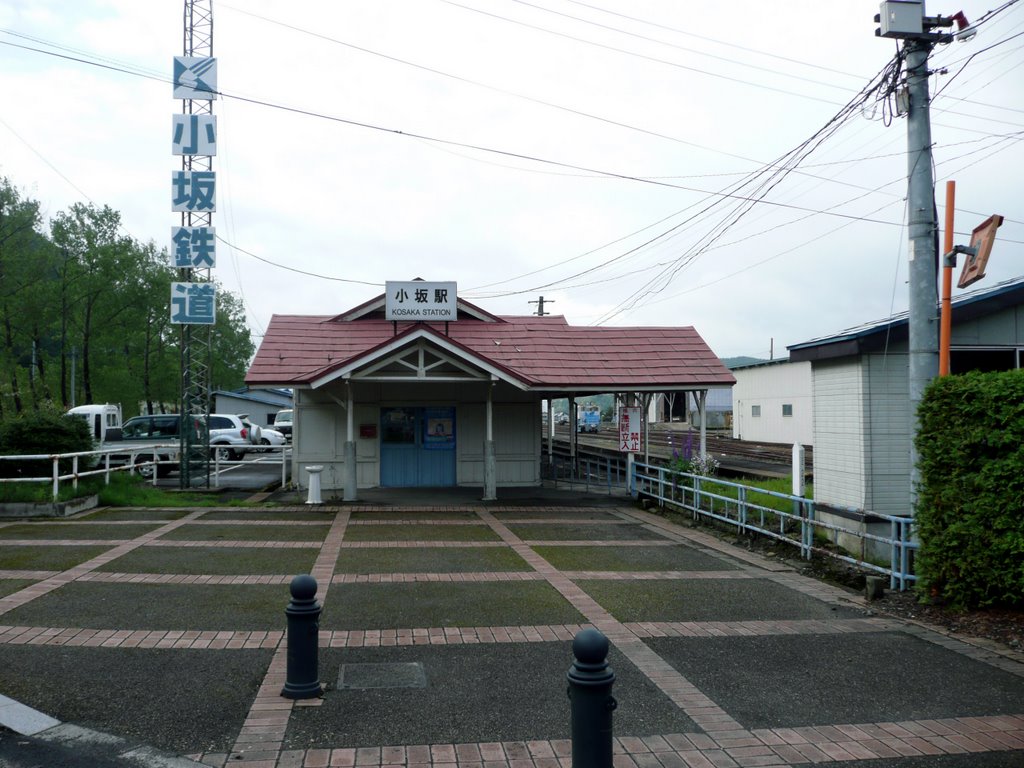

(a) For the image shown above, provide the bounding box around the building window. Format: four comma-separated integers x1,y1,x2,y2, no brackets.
751,405,761,417
782,404,793,417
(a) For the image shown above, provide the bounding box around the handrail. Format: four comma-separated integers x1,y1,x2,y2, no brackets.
0,444,291,499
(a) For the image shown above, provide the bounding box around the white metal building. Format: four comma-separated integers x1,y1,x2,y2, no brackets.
730,359,813,447
789,276,1024,518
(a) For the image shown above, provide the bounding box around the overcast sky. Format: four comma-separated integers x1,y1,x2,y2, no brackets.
1,0,1021,360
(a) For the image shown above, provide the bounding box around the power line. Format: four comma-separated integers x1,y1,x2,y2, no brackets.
439,0,850,107
499,0,855,94
214,235,382,286
558,0,869,80
0,36,916,227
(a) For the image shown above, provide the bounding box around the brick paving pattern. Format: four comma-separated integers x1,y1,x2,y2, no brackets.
0,501,1020,767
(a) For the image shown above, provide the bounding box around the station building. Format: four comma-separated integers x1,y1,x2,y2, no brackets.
245,284,735,500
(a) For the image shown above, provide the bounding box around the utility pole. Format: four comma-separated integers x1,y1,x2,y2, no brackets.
905,35,938,503
875,3,966,509
529,296,553,316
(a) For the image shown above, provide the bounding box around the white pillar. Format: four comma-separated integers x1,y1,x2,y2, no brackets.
698,389,708,458
568,395,577,476
344,381,357,502
546,397,554,466
483,382,496,500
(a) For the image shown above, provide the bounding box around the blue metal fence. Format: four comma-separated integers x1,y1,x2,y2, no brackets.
630,460,917,591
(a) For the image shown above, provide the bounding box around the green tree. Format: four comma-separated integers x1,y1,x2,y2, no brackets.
0,178,60,415
0,179,256,419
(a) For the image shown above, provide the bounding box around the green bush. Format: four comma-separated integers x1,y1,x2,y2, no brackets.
914,369,1024,609
0,405,95,479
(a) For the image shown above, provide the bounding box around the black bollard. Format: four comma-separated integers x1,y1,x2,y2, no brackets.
567,628,617,768
282,574,323,699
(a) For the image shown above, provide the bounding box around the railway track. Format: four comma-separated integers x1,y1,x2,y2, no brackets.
548,424,812,479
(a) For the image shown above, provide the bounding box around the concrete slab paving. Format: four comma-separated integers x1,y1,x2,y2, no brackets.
578,576,864,622
0,581,290,631
0,491,1020,768
0,645,274,754
0,693,60,736
647,631,1024,728
286,642,697,749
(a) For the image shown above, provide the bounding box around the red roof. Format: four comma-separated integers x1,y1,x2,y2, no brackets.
246,302,735,391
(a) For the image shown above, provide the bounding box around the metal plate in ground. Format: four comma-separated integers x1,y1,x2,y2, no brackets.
337,662,427,690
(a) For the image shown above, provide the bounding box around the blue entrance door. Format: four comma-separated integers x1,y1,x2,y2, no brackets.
380,407,456,487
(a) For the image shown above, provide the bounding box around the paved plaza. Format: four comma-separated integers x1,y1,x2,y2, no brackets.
0,492,1022,767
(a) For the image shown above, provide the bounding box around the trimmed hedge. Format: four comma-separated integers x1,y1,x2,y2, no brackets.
0,405,95,479
914,369,1024,609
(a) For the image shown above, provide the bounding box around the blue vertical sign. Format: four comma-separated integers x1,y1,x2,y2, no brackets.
171,55,217,326
173,57,218,100
171,283,216,325
171,226,216,268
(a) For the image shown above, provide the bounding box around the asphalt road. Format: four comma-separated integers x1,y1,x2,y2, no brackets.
156,450,289,492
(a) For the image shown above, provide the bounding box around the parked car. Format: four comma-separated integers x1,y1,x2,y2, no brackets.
273,409,292,440
207,413,262,461
256,427,287,451
113,413,189,478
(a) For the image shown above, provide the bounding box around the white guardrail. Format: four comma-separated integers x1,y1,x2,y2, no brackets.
0,444,291,499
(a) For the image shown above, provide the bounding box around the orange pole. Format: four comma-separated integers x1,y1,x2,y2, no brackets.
939,180,955,376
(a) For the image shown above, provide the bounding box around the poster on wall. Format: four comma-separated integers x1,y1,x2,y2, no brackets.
424,407,455,450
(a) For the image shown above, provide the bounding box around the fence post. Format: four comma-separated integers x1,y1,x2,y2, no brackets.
566,628,616,768
738,485,747,532
52,456,59,500
901,519,911,592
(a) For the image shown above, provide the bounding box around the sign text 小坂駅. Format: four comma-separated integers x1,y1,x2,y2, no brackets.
385,281,457,322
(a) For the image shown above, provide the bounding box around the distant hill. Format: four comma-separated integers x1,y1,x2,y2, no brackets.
721,356,771,369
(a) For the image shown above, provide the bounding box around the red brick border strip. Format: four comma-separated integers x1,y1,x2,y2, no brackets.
228,509,352,766
191,715,1024,767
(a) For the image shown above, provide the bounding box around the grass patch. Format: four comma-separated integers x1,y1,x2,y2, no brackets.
97,475,224,507
334,547,530,574
158,523,330,542
81,508,192,521
576,579,860,622
0,579,36,598
0,476,106,504
320,581,584,630
0,582,289,630
0,522,161,540
200,510,335,522
344,524,500,542
350,510,480,521
0,545,112,571
533,544,738,572
491,510,620,521
683,475,813,516
97,545,320,575
509,523,666,541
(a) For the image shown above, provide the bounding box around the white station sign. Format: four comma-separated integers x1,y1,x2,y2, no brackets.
385,281,457,321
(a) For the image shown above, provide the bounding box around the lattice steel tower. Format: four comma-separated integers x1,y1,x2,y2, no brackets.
179,0,214,487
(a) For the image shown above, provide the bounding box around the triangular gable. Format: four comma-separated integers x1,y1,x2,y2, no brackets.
310,325,530,390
